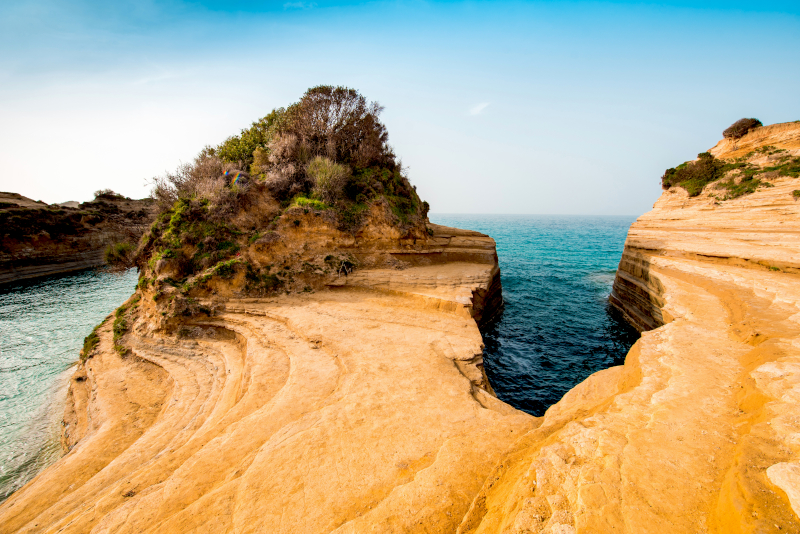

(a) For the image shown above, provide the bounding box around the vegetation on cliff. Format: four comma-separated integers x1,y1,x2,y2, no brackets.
0,191,156,286
661,145,800,199
0,191,151,244
722,117,762,139
150,86,427,226
133,86,431,325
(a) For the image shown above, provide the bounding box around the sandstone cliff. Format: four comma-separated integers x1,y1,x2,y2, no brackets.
456,122,800,533
0,223,536,533
4,121,800,533
0,192,155,285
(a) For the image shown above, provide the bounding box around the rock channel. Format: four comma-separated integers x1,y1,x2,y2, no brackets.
0,225,536,533
458,122,800,533
2,124,800,532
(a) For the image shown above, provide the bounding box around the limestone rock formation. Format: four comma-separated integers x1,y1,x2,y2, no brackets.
457,122,800,533
0,192,156,285
0,223,536,533
4,121,800,533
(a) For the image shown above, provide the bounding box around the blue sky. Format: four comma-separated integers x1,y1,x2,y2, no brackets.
0,0,798,214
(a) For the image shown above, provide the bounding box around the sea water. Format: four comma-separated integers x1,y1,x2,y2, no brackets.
0,269,138,502
430,214,640,416
0,215,639,502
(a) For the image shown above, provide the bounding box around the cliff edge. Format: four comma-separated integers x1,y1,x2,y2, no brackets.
0,191,156,285
0,224,536,533
456,122,800,533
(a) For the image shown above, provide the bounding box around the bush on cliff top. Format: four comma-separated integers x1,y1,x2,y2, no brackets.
661,152,722,196
723,118,762,139
138,86,429,302
147,85,426,234
662,147,800,199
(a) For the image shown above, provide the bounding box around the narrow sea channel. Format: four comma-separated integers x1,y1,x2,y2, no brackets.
430,214,640,416
0,215,638,502
0,268,138,502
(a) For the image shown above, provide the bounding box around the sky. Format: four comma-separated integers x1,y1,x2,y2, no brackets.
0,0,798,215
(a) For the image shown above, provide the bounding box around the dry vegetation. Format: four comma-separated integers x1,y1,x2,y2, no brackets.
661,119,800,199
148,86,426,228
132,86,430,317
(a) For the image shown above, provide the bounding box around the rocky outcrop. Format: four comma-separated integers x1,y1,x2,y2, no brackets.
456,123,800,533
5,122,800,533
0,224,536,533
0,192,155,285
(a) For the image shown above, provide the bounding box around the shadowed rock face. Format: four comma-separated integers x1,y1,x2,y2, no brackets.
457,123,800,533
0,192,156,285
0,223,536,533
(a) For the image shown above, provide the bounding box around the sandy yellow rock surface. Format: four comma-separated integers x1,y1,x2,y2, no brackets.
0,228,535,533
458,124,800,533
4,123,800,533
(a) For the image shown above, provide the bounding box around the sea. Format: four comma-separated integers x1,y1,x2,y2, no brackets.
0,214,639,502
0,268,138,502
429,214,640,416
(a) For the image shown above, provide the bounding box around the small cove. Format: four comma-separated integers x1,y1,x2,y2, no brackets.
0,215,638,501
430,214,640,416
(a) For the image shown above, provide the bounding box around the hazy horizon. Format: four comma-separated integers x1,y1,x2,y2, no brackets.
1,0,798,215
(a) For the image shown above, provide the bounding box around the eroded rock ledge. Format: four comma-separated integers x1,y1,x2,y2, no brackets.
457,123,800,533
4,124,800,533
0,225,535,533
0,192,155,285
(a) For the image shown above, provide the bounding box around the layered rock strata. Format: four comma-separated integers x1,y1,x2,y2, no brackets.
0,226,535,533
457,123,800,532
5,123,800,533
0,192,155,285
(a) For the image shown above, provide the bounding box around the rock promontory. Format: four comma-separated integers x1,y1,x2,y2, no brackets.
456,121,800,533
0,191,155,285
3,95,799,533
0,86,537,533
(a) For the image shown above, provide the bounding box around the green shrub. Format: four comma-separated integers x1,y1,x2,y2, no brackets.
661,150,794,199
217,108,285,169
715,177,771,200
111,295,140,355
767,156,800,178
293,195,330,211
306,156,350,203
105,242,133,266
661,152,722,196
213,258,241,278
81,324,101,361
793,190,800,199
93,189,125,200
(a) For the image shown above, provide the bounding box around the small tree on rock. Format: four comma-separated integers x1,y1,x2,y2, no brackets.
723,118,762,139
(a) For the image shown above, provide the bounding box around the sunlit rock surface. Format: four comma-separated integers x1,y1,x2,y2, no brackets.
0,226,536,533
458,123,800,533
4,124,800,533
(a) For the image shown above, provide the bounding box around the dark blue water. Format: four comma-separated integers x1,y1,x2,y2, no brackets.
430,214,640,417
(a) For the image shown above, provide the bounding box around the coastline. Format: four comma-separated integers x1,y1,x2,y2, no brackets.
455,126,800,532
0,225,540,533
4,115,800,530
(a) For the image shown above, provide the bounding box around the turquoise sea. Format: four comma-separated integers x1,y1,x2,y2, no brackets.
0,269,138,502
430,214,640,416
0,214,639,501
